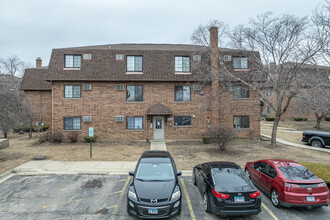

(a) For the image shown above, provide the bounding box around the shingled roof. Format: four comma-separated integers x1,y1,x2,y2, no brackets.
47,43,259,82
20,67,52,91
146,103,172,115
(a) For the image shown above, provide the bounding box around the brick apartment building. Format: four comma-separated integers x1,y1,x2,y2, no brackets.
21,27,261,141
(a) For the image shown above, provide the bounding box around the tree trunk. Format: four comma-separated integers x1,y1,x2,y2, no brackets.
315,115,322,130
271,116,280,147
3,130,8,138
29,128,32,138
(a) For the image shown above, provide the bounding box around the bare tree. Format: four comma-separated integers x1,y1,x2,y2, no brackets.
192,13,328,147
21,100,42,138
0,55,31,77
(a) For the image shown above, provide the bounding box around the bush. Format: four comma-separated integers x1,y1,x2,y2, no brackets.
293,117,308,121
13,125,49,133
68,132,79,143
265,117,275,121
325,117,330,121
204,125,236,151
38,131,52,143
202,136,213,144
52,132,63,143
84,135,98,142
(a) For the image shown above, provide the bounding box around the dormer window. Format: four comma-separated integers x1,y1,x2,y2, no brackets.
127,56,143,72
65,55,81,68
175,56,190,73
233,57,248,70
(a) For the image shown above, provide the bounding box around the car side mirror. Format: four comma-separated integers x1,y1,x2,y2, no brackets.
129,171,134,176
177,171,182,176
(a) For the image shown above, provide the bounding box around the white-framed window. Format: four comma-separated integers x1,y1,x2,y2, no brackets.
127,56,143,72
267,106,272,114
233,57,248,69
175,56,190,72
126,85,143,102
174,86,190,102
64,85,81,98
174,116,191,126
64,116,81,130
233,115,249,128
126,116,143,130
65,55,81,68
233,85,249,98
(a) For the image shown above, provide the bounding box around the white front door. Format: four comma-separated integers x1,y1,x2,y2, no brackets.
153,116,164,140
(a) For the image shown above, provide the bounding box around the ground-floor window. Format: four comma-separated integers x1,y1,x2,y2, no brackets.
174,116,191,126
64,116,81,130
267,106,272,114
233,115,249,128
127,116,143,130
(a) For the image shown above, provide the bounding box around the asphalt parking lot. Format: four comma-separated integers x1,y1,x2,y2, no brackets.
0,174,329,220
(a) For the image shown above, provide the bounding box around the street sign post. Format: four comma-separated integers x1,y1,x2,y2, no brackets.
89,127,93,158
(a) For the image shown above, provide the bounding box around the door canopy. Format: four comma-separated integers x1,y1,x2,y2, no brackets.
146,103,172,116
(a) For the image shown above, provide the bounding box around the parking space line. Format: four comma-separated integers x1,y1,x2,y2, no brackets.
114,178,130,183
261,202,279,220
180,178,197,220
110,176,131,220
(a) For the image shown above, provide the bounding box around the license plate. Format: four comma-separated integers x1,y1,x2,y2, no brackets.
148,209,158,214
234,196,245,202
306,196,315,202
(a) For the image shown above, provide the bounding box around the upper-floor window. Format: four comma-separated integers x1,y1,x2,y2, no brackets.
174,86,190,102
127,56,143,72
267,106,272,114
233,115,249,128
64,85,81,98
126,85,143,102
233,85,249,98
233,57,248,69
64,116,81,130
175,56,190,72
65,55,81,68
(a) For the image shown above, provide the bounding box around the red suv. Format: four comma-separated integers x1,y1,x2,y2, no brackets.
245,159,329,208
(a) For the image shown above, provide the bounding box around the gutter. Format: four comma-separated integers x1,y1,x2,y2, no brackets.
51,80,54,134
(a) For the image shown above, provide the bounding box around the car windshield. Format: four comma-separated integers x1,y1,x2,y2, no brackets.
135,162,175,181
213,170,250,187
278,166,317,180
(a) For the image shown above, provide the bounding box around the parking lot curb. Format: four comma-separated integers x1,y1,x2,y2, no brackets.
0,170,14,184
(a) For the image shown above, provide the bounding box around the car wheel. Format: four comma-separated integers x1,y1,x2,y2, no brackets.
245,168,251,179
311,139,323,148
192,171,197,186
203,192,211,213
271,189,280,208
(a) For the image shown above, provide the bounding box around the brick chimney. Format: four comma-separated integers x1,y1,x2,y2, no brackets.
36,57,42,68
209,26,220,126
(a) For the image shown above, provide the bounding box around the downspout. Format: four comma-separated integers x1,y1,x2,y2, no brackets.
40,91,43,123
146,116,149,142
51,80,54,134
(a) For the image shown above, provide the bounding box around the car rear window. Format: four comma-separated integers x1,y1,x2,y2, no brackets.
213,170,249,187
278,166,317,180
135,162,174,181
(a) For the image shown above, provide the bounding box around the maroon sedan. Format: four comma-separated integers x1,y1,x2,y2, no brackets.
244,159,329,208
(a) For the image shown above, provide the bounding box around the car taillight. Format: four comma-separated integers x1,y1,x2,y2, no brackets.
249,190,260,198
318,182,326,187
284,183,300,187
211,188,230,199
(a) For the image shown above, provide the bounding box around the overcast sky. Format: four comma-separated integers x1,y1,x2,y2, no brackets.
0,0,325,67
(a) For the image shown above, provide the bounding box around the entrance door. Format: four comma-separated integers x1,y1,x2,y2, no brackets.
153,116,164,140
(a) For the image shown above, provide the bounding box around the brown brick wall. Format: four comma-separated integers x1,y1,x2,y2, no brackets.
52,82,260,140
24,90,52,126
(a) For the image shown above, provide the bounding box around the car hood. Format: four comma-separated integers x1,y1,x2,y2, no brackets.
134,179,175,199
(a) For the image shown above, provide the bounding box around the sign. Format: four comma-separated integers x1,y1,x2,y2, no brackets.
41,123,45,126
89,127,94,137
35,122,39,126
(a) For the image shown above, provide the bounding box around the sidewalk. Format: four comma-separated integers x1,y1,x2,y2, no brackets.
260,134,330,153
150,140,167,150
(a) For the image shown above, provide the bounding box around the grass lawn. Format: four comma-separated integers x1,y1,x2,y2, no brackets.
167,139,330,171
299,162,330,188
262,120,330,132
0,133,149,175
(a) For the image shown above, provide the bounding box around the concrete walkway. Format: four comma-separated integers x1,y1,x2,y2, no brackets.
150,140,167,151
261,134,330,153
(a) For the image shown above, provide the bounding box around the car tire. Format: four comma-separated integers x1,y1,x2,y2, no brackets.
192,171,197,186
203,192,211,213
245,168,251,179
311,139,323,148
271,189,281,208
